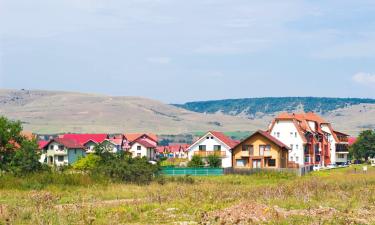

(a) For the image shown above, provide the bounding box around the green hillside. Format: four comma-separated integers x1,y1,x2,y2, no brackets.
173,97,375,116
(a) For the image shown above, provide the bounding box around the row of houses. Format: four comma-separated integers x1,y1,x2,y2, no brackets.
36,112,351,169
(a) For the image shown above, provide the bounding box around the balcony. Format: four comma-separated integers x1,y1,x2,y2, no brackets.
336,144,349,153
194,151,226,157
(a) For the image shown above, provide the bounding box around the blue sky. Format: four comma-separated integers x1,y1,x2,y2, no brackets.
1,0,375,103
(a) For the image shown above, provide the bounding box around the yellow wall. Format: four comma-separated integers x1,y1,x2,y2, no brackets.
232,133,288,168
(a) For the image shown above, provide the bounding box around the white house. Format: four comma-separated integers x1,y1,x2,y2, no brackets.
268,112,349,167
187,131,238,168
126,134,158,160
42,138,86,166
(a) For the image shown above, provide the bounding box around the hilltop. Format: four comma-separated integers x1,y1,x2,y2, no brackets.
174,97,375,117
0,90,374,135
0,89,264,134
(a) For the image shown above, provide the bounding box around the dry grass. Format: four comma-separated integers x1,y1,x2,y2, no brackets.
1,166,375,224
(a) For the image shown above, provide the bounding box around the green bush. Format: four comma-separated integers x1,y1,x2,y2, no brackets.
188,155,204,167
207,154,222,168
93,155,161,185
73,154,102,171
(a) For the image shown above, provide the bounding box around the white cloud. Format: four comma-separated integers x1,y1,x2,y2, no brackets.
146,57,171,64
353,72,375,86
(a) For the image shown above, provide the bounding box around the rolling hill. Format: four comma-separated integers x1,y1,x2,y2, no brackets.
0,89,265,134
0,89,374,135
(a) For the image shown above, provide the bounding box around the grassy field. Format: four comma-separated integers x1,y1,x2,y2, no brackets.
1,166,375,224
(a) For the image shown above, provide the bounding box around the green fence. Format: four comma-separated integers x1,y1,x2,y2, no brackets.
161,167,224,176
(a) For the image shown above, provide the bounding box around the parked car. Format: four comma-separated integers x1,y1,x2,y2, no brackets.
327,163,337,169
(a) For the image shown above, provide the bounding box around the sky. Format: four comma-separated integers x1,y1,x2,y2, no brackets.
1,0,375,103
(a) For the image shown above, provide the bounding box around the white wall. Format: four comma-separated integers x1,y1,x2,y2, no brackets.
129,143,155,160
187,133,232,168
321,124,337,164
45,142,69,166
270,120,304,166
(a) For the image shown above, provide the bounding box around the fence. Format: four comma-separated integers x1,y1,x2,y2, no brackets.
161,167,224,176
224,165,314,176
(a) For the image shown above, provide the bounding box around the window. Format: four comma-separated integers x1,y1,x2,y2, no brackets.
290,132,294,137
296,145,299,150
338,154,345,159
267,159,276,167
206,136,210,139
137,153,141,157
296,156,299,162
137,146,142,151
290,144,293,150
236,159,246,167
290,156,294,161
242,145,254,155
199,145,206,151
74,149,77,154
259,145,269,156
49,145,54,150
295,132,297,138
211,137,214,139
213,145,221,151
58,145,64,150
57,156,64,162
277,132,280,138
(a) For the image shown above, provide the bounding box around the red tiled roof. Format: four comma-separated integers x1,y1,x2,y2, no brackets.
209,131,238,148
38,140,49,149
61,134,108,145
134,139,157,148
235,130,290,150
47,138,86,149
125,133,158,142
349,137,357,146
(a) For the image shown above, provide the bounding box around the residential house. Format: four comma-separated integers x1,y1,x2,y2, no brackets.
61,134,108,153
232,130,289,169
42,138,86,166
268,112,349,167
125,133,158,160
187,131,238,168
157,143,189,159
101,138,124,153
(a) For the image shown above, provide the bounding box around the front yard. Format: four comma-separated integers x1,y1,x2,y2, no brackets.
1,166,375,224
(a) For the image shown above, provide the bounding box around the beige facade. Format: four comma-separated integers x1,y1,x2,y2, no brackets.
232,131,289,169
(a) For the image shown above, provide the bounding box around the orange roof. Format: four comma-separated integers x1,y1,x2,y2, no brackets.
276,112,327,124
124,133,158,142
234,130,290,150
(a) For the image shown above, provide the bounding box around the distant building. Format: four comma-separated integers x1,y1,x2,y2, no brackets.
42,138,86,166
124,133,158,160
157,143,190,159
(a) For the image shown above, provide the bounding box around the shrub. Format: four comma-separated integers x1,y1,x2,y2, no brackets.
207,154,222,168
188,155,204,167
94,155,161,185
73,154,102,171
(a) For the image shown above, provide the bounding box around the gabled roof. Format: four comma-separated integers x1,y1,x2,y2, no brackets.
234,130,290,150
45,138,85,149
61,134,108,145
125,133,158,143
188,131,238,150
134,139,157,148
38,140,49,149
157,144,189,153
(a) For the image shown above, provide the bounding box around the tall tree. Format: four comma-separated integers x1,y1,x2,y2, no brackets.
350,130,375,161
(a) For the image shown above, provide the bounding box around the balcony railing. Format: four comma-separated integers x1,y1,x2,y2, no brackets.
194,151,226,157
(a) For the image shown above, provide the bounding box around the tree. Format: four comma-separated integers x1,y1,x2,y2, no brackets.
350,130,375,161
188,155,204,167
207,154,222,168
8,139,44,175
0,116,24,170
